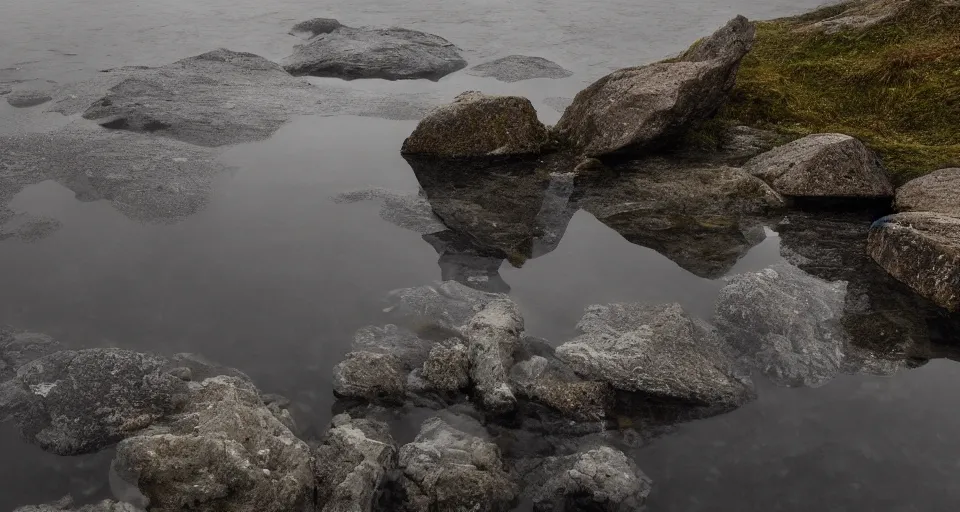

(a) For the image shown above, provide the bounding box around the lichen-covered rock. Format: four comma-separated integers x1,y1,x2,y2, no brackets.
395,416,518,511
466,299,524,413
6,89,52,108
421,340,471,392
895,168,960,216
555,303,752,408
113,376,314,512
332,351,408,402
715,264,849,387
467,56,572,82
525,446,652,511
743,133,894,198
552,16,755,156
3,349,189,455
401,92,549,157
315,414,398,512
510,355,613,421
867,212,960,312
283,24,466,81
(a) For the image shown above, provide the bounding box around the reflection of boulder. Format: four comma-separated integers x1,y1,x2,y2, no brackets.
423,230,510,293
574,157,784,278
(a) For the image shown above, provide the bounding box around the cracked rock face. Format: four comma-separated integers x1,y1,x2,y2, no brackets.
315,414,398,512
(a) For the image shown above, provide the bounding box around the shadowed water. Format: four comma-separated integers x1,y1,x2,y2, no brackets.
3,0,960,510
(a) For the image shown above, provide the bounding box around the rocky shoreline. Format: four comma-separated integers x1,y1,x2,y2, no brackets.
2,3,959,511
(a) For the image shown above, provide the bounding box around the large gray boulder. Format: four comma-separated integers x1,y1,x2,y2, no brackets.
552,16,755,156
401,92,550,157
524,446,652,511
314,414,398,512
466,299,524,413
895,168,960,216
79,49,323,147
714,264,849,387
1,349,189,455
113,376,314,512
283,23,466,81
575,158,784,278
395,416,518,511
467,56,572,82
868,212,960,312
743,133,894,198
555,303,752,408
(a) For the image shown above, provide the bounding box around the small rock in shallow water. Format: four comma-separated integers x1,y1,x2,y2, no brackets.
402,91,550,157
332,351,408,402
894,168,960,216
543,97,572,113
315,414,398,512
743,133,894,198
6,89,53,108
467,55,573,82
289,17,343,39
524,446,652,511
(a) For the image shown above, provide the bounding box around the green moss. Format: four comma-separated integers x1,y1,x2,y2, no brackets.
716,0,960,184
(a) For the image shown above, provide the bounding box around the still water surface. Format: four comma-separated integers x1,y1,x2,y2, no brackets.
3,0,960,510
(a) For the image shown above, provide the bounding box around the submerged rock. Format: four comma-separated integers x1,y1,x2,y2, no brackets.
868,212,960,312
402,91,550,157
555,303,752,408
113,376,314,512
574,158,783,278
467,56,573,82
0,329,61,382
524,446,652,511
466,299,524,413
283,23,466,81
394,416,518,511
552,16,755,156
2,349,189,455
385,281,505,333
79,49,322,147
289,17,344,39
715,263,848,387
332,351,408,403
895,168,960,216
0,212,62,243
351,324,434,369
743,133,893,198
6,89,52,108
315,414,398,512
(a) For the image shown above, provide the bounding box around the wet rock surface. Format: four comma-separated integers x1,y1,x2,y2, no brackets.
392,415,518,511
895,168,960,216
552,16,755,156
555,302,753,409
466,299,524,413
402,92,550,157
715,264,848,387
2,349,189,455
467,56,573,82
315,414,398,512
6,90,53,108
868,212,960,312
113,376,314,512
522,446,652,511
283,22,466,81
744,133,894,198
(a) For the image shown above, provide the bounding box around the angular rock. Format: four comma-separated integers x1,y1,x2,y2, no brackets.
6,90,52,108
3,349,189,455
332,351,408,402
743,133,894,198
283,24,466,81
79,49,323,146
395,416,518,511
510,355,613,421
895,168,960,216
113,376,314,512
575,158,783,278
289,18,343,39
555,303,752,408
421,340,471,392
715,264,849,387
315,414,398,512
467,56,573,82
552,16,755,156
466,299,524,413
525,446,652,511
401,92,549,157
868,212,960,312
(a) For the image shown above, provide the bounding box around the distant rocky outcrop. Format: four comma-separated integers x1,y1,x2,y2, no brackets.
283,21,466,81
743,133,894,198
402,92,550,157
551,16,756,156
467,56,572,82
